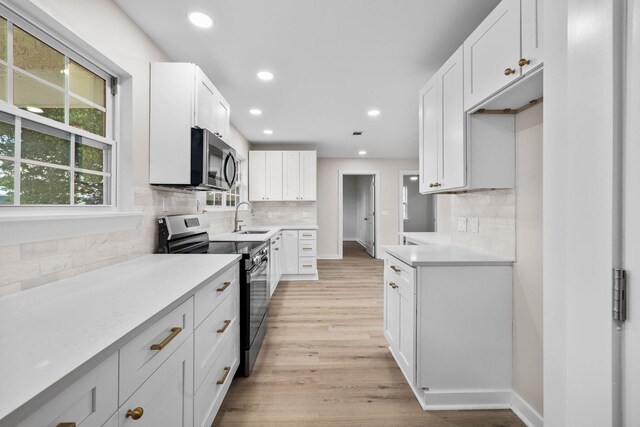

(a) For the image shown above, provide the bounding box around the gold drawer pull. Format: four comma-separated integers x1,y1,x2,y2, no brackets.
217,320,231,333
303,233,312,237
217,281,231,292
518,58,531,67
504,68,516,76
388,282,398,289
303,264,313,268
57,423,76,427
303,247,312,251
217,366,231,384
390,266,401,273
125,407,144,420
150,327,182,351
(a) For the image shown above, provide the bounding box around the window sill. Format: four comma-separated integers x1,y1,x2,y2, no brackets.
0,211,143,246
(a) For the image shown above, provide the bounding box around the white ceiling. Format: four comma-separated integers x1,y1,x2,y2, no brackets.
115,0,500,158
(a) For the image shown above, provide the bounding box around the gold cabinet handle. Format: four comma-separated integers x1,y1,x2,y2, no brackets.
390,266,401,273
217,366,232,384
429,183,442,188
518,58,531,67
217,319,231,333
303,264,313,268
388,282,398,289
504,68,516,76
303,247,312,251
274,247,280,251
150,327,182,351
303,234,312,237
217,281,231,292
125,407,144,420
57,423,76,427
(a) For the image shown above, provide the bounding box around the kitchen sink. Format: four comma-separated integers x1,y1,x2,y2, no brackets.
236,230,269,234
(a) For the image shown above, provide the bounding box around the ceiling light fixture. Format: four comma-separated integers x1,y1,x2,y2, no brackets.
249,109,262,115
263,129,273,135
26,106,44,114
367,109,381,117
358,150,367,155
188,11,213,28
410,176,418,181
257,71,274,81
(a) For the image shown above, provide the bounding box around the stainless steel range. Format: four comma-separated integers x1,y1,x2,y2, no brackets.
157,214,269,376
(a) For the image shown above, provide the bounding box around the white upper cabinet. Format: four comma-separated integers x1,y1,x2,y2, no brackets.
419,47,466,193
194,67,217,133
521,0,544,72
463,0,522,110
249,151,283,201
283,151,301,201
300,151,317,201
213,86,231,142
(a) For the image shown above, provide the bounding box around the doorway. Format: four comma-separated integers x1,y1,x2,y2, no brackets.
398,170,436,238
339,171,380,259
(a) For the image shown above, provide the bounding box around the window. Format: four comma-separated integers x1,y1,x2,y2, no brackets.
402,185,409,221
206,159,244,208
0,15,114,206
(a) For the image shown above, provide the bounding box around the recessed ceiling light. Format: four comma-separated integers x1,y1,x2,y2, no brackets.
257,71,274,81
249,109,262,116
410,176,418,181
188,11,213,28
358,150,367,155
368,109,381,117
263,129,273,135
26,106,44,114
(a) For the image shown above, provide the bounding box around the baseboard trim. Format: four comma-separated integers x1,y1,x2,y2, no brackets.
280,273,319,281
511,392,543,427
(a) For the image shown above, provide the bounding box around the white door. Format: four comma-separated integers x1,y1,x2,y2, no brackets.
265,151,283,201
215,96,230,141
248,151,266,201
438,46,465,191
419,74,439,193
283,151,301,201
280,230,299,275
521,0,544,73
300,151,317,201
623,0,640,424
194,67,216,132
463,0,521,110
364,176,375,258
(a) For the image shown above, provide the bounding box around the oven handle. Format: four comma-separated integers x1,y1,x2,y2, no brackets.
251,259,268,275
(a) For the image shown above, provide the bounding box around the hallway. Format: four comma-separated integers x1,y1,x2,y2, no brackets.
213,242,523,426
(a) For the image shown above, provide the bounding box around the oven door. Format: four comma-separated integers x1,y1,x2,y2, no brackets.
248,256,269,348
205,132,237,191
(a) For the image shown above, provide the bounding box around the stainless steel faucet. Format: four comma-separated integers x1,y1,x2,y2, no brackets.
234,201,254,232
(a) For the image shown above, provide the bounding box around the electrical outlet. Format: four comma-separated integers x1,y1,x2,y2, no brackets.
470,217,479,234
162,196,168,213
457,217,467,232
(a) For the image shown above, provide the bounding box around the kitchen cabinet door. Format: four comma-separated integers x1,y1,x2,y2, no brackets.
249,151,266,201
281,230,299,275
397,282,416,383
300,151,317,201
283,151,301,201
265,151,283,201
419,74,439,193
463,0,522,110
119,336,194,427
521,0,543,73
214,93,231,142
438,46,466,191
194,67,216,132
384,279,400,352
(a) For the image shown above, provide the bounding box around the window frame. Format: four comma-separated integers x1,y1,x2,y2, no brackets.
0,7,117,209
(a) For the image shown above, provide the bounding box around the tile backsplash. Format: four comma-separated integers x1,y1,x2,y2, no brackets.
446,189,516,259
250,201,317,226
0,187,252,297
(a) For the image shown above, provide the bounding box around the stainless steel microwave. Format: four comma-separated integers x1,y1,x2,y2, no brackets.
190,128,237,191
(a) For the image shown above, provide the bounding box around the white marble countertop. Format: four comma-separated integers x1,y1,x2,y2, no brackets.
384,244,512,267
399,232,453,246
210,224,318,242
0,254,241,426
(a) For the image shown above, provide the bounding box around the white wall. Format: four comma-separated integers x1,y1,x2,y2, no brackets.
0,0,252,297
342,176,358,240
317,158,418,258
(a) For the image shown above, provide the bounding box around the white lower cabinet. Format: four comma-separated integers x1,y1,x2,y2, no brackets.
383,252,512,409
16,353,118,427
280,229,318,279
119,334,194,427
281,230,299,275
270,233,282,297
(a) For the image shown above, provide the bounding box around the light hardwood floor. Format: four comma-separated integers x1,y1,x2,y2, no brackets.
213,242,525,426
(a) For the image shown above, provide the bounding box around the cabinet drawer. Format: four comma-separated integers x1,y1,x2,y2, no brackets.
119,298,193,403
17,353,118,427
119,335,194,427
194,324,240,427
298,239,317,257
298,230,317,240
194,283,239,392
298,257,317,274
194,264,239,327
385,255,415,291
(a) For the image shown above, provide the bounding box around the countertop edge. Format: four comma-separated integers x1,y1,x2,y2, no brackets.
383,246,513,267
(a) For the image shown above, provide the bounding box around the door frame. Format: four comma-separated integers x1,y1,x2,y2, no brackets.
338,170,381,259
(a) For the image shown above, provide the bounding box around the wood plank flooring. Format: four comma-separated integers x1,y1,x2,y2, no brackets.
213,242,525,426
